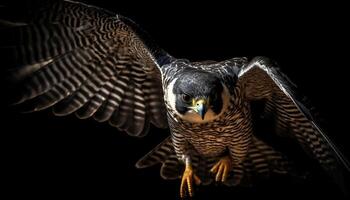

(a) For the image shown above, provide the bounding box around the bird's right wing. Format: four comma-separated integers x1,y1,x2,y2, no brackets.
2,0,172,136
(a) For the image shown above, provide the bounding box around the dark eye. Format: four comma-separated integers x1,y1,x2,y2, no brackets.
181,94,191,103
212,93,218,101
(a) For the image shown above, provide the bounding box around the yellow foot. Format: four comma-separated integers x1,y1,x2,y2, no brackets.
180,165,201,198
210,156,232,182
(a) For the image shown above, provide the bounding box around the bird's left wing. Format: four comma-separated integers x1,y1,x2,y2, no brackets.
2,0,172,136
238,56,349,190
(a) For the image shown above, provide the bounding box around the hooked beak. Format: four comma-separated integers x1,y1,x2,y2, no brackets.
191,98,209,120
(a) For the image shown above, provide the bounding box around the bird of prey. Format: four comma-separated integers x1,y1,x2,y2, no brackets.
2,0,349,197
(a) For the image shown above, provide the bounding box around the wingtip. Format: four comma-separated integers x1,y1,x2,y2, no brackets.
0,19,27,28
134,160,147,169
108,120,149,138
135,162,143,169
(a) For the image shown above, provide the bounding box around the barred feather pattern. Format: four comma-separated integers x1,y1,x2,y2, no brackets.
165,83,253,185
139,57,348,188
239,57,350,188
159,58,257,185
6,0,169,136
136,136,293,186
4,0,348,191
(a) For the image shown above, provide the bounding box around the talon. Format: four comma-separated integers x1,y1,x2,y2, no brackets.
180,165,201,198
210,156,232,182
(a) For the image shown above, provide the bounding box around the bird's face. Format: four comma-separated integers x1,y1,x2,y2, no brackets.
168,70,228,123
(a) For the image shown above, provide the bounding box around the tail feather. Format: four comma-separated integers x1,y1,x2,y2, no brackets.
135,137,174,169
160,155,183,180
136,136,295,186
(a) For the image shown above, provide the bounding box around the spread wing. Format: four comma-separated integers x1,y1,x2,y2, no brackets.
238,56,349,190
3,0,172,136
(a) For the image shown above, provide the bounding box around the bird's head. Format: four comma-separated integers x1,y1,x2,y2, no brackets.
167,69,230,123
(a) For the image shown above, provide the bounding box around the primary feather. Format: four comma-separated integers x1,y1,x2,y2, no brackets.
5,0,170,136
3,0,349,196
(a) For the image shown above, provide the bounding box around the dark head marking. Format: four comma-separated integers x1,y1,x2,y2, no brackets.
173,69,224,116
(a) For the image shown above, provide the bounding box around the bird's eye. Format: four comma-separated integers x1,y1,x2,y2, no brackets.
181,94,191,103
212,93,218,101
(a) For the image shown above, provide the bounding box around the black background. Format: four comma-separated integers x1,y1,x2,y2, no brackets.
1,0,349,199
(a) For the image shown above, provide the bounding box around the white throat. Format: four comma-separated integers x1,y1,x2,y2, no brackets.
165,79,231,123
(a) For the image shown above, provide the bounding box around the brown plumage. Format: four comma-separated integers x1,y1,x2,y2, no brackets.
5,0,169,137
2,0,349,197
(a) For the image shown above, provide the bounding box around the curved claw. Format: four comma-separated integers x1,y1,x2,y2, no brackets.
210,156,232,182
180,166,201,198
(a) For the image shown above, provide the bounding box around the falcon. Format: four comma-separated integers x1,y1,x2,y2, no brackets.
2,0,349,197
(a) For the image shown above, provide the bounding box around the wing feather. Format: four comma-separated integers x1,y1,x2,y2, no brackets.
238,56,349,189
5,0,172,136
75,76,116,119
93,76,127,122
